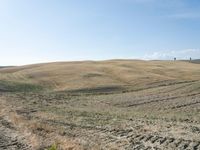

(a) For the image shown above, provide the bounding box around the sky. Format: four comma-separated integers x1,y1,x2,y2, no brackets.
0,0,200,65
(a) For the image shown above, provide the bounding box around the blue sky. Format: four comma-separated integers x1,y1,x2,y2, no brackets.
0,0,200,65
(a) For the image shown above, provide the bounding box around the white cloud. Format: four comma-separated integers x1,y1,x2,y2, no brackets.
143,49,200,60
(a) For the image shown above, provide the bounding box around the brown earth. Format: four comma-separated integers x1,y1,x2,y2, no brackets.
0,60,199,150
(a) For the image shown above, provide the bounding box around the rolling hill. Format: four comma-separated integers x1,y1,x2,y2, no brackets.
0,59,200,149
0,60,199,92
190,59,200,64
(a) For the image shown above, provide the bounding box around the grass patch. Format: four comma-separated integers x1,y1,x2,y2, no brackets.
0,80,44,92
47,144,57,150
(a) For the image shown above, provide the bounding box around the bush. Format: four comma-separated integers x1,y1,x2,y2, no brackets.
48,144,57,150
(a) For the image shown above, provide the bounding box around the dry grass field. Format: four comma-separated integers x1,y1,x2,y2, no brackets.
0,60,200,150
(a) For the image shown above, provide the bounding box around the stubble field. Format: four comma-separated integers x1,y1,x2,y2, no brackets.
0,60,199,150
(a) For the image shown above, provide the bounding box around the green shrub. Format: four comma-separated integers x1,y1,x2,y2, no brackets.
48,144,57,150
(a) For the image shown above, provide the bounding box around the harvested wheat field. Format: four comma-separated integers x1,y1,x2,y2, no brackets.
0,60,200,150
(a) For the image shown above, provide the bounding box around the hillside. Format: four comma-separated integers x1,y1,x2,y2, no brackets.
0,60,200,149
0,66,13,69
190,59,200,64
0,60,199,92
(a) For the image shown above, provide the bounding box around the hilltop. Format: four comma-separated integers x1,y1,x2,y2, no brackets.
0,60,199,93
0,60,200,91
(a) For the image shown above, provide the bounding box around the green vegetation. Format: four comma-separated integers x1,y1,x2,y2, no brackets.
47,144,57,150
0,80,43,92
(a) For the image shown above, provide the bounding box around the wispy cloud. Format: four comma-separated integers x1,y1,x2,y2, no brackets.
168,12,200,19
122,0,185,6
143,49,200,60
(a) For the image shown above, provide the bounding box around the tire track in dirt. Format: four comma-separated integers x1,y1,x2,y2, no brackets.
126,92,200,107
105,129,200,150
170,101,200,109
